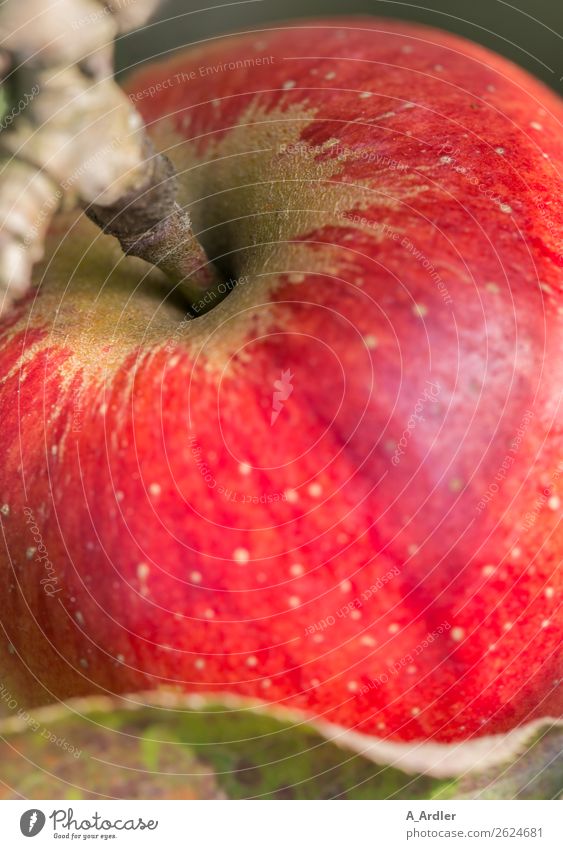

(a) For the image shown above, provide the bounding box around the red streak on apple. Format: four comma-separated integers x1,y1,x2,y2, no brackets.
0,20,561,752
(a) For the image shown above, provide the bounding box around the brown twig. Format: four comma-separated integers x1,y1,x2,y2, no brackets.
0,0,218,315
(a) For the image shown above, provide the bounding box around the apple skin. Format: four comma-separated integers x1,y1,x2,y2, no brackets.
0,19,561,754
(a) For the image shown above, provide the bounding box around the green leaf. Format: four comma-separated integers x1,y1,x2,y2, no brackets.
1,696,558,800
0,698,449,800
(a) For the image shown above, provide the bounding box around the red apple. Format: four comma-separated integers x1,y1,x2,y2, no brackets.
0,18,561,775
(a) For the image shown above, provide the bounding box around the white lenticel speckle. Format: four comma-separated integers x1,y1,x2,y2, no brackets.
451,626,465,642
246,656,258,667
282,80,296,90
137,563,150,581
308,482,323,498
234,547,250,564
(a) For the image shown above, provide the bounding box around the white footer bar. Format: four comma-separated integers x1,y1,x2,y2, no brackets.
1,800,559,848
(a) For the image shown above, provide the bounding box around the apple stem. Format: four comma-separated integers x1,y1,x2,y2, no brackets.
85,140,220,304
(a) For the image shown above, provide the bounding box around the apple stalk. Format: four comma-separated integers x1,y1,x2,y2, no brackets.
85,140,221,306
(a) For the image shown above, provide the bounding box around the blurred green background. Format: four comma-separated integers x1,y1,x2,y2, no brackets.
117,0,562,92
